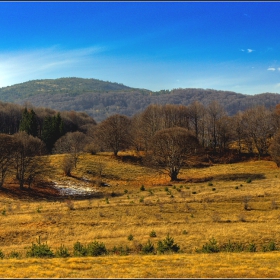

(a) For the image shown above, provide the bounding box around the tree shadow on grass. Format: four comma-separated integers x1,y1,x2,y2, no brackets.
180,173,266,183
0,181,104,202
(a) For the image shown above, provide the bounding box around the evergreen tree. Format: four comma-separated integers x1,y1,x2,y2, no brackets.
19,108,38,137
41,113,64,153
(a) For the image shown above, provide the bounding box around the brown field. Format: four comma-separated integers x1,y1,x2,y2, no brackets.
1,152,280,278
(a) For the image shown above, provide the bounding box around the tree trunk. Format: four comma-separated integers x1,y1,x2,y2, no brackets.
170,169,178,181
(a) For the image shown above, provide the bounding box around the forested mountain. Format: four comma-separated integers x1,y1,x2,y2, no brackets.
1,77,280,123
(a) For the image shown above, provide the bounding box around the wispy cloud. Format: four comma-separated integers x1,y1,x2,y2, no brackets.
267,67,276,71
0,46,106,87
240,48,254,53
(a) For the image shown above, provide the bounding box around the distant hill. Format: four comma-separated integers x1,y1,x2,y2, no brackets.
1,77,280,123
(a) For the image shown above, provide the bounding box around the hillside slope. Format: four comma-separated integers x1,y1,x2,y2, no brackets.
1,77,280,122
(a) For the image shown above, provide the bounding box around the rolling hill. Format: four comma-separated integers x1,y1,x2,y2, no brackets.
1,77,280,123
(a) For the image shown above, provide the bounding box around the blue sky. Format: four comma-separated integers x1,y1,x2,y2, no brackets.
0,1,279,95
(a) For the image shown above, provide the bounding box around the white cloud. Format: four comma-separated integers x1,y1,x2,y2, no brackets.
0,45,105,87
278,68,280,71
247,49,254,53
268,67,276,71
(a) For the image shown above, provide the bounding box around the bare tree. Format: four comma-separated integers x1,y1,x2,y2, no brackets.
146,127,199,181
53,131,88,167
94,114,132,156
13,131,47,189
206,101,227,151
269,129,280,167
241,106,275,157
0,134,16,188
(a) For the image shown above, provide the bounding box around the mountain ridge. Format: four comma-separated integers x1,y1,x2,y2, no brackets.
1,77,280,123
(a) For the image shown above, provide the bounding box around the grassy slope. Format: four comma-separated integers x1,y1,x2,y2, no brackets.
0,152,280,277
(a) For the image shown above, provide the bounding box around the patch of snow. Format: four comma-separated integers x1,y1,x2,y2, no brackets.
52,181,97,196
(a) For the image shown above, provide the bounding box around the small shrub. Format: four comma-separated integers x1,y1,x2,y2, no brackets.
220,240,244,252
192,191,196,194
246,178,252,183
111,191,116,197
173,185,176,189
26,236,54,258
198,237,219,253
55,244,70,258
87,241,107,256
212,188,216,191
9,250,21,259
105,197,109,204
128,234,134,241
0,250,4,259
124,189,128,194
140,185,145,191
212,212,221,223
139,197,144,203
208,182,213,186
73,241,87,257
141,240,155,254
164,187,169,192
271,200,278,210
149,190,154,195
235,186,239,189
2,209,6,215
149,230,157,237
247,242,257,252
111,245,130,256
65,200,74,210
182,230,188,235
262,241,277,252
238,213,246,222
157,234,180,254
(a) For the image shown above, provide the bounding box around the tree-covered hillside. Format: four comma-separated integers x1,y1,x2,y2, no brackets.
1,77,280,123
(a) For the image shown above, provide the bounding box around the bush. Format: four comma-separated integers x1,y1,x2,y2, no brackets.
9,251,21,259
219,240,244,252
26,236,54,258
149,230,157,237
142,240,155,254
0,250,4,259
157,234,180,254
246,178,252,183
87,241,107,256
262,241,277,252
111,245,130,256
140,185,145,191
128,234,134,241
198,237,219,253
73,241,87,257
247,242,257,252
55,244,70,258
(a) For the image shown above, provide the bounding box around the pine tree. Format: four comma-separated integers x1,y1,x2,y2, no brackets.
41,113,65,153
19,108,38,137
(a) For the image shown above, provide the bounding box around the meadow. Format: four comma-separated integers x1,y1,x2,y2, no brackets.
1,152,280,278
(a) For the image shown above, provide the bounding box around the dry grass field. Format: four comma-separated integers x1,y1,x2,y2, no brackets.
1,151,280,278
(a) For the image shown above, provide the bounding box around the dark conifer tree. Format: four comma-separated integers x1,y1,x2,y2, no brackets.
19,108,38,137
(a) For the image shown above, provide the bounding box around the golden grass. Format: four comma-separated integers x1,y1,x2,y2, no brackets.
1,152,280,277
1,253,280,278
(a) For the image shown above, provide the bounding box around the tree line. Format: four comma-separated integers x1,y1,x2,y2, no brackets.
1,100,280,188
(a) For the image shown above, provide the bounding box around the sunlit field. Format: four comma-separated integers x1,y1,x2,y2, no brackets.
1,152,280,278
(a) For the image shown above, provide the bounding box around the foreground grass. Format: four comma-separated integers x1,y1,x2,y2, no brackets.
1,152,280,277
1,252,280,278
